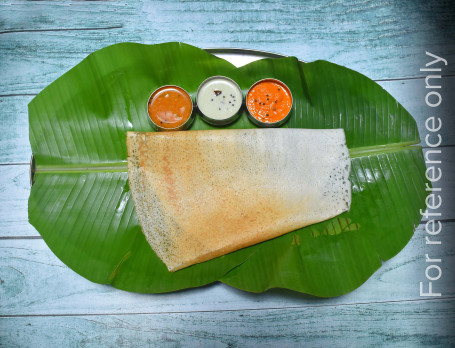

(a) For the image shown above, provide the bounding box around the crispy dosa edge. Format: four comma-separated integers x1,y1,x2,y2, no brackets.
126,129,351,272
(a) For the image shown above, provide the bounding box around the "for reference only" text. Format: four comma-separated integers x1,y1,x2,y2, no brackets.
419,51,447,297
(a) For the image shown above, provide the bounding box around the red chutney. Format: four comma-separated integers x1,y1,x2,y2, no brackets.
148,86,193,130
246,79,292,124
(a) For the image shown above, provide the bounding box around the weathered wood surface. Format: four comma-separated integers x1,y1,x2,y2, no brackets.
1,0,454,346
0,96,32,164
1,298,454,347
0,165,36,238
0,0,454,90
1,223,453,316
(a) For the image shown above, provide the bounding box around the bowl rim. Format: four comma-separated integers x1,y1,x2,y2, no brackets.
147,84,194,131
245,78,293,127
195,75,243,125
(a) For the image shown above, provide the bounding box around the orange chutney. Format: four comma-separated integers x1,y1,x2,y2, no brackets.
246,79,292,124
147,86,193,130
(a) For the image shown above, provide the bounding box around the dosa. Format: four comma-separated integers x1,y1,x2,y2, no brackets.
127,129,351,271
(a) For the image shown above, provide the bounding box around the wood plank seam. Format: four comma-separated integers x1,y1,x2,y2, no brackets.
2,297,454,318
0,26,123,35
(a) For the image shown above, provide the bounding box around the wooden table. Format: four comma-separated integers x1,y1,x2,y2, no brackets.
1,1,454,346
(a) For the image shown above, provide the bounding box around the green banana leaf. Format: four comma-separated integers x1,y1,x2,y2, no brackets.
28,42,428,297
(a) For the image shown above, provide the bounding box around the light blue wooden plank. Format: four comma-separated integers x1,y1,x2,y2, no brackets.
0,0,453,94
1,222,453,316
0,0,129,32
0,96,32,164
1,298,454,347
0,165,37,237
0,30,139,96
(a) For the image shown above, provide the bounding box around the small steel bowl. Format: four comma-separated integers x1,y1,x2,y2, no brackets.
246,78,293,128
147,85,194,131
196,76,243,126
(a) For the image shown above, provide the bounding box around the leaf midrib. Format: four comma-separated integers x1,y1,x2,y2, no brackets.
33,141,421,174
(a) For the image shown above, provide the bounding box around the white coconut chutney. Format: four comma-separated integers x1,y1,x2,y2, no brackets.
196,76,242,124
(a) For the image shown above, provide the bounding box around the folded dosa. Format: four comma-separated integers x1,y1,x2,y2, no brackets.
127,129,351,271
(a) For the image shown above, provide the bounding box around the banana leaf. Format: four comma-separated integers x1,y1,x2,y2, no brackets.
28,42,428,297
